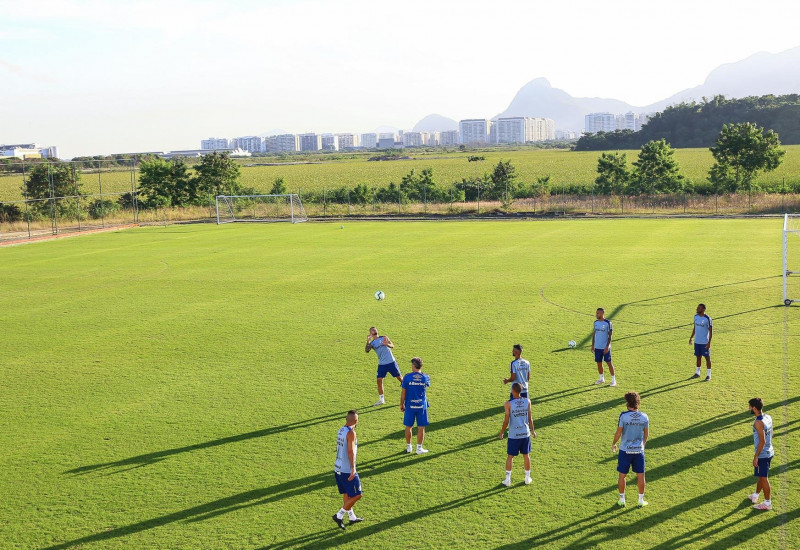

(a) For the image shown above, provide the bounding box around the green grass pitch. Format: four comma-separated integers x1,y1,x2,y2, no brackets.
1,219,798,549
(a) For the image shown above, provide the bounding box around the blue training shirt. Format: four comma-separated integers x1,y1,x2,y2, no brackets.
510,358,531,393
594,319,613,350
371,336,396,365
508,397,531,439
753,414,775,459
402,371,430,409
334,425,357,474
618,410,649,454
694,314,712,345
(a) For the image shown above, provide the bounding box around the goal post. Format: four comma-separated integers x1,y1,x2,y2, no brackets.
784,214,800,306
215,194,308,224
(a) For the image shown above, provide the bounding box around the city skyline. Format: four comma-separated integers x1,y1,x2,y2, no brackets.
2,0,800,158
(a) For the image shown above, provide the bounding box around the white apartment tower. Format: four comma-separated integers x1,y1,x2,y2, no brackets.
440,130,459,146
201,137,230,150
459,119,492,144
585,113,617,134
360,133,378,148
299,133,322,151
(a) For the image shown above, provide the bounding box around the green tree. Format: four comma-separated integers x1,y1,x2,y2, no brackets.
23,162,84,217
487,160,518,202
137,156,193,207
631,139,684,195
193,152,242,197
595,152,630,195
708,122,785,193
270,176,288,195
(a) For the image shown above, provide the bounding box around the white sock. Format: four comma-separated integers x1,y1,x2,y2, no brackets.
638,493,645,503
619,493,625,500
764,499,771,505
696,366,701,375
336,508,346,519
706,369,711,379
347,509,357,519
417,444,423,450
611,376,616,382
524,470,531,478
505,470,512,479
599,375,605,381
406,443,412,449
378,394,384,401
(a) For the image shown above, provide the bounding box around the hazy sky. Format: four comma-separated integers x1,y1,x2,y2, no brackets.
2,0,800,158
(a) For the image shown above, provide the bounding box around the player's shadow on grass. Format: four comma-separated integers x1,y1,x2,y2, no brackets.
586,417,800,498
496,457,800,550
43,435,497,550
64,406,384,476
260,484,515,550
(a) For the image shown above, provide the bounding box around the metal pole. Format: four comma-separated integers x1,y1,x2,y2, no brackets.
74,163,82,232
398,186,401,215
782,177,786,214
783,217,788,304
215,196,221,224
477,181,481,215
49,162,58,235
323,188,327,217
130,158,139,223
290,193,295,223
347,189,350,216
22,160,31,239
423,182,427,215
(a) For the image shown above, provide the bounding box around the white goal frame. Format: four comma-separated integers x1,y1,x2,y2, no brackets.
215,194,308,224
783,214,800,305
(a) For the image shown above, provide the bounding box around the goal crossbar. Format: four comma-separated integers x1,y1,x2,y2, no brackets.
215,194,308,224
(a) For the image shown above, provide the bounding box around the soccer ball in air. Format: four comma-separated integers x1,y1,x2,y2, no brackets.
568,340,577,349
374,291,385,301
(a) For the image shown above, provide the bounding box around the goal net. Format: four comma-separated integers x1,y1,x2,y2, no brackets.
783,214,800,305
215,194,308,224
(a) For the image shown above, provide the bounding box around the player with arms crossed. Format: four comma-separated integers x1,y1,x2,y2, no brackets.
499,382,536,486
592,308,617,387
612,392,649,507
332,410,364,529
689,303,713,381
503,344,531,399
365,326,402,406
748,397,775,510
401,357,430,454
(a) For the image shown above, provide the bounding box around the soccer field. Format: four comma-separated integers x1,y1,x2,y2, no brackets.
1,219,799,549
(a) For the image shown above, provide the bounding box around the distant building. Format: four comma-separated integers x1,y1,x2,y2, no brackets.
201,137,230,150
402,131,424,147
459,119,492,144
584,113,616,134
378,133,396,149
555,129,579,140
494,117,555,144
440,130,459,146
274,134,299,152
230,136,264,153
299,133,322,152
336,133,359,149
0,143,59,159
360,133,378,148
321,134,339,151
425,131,440,146
532,118,555,141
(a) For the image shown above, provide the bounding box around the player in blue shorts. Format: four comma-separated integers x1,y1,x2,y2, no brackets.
401,357,430,454
689,303,713,381
748,397,775,510
332,410,363,529
365,326,402,406
592,308,617,387
499,382,536,486
612,392,649,507
503,344,531,399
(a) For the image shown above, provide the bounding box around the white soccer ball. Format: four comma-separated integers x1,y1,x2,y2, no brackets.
568,340,577,349
374,291,385,301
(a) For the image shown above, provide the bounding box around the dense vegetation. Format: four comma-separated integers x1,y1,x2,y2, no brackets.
576,95,800,151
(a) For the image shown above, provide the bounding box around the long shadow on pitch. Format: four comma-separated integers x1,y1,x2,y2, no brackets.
64,406,384,476
42,435,496,550
497,457,800,550
586,418,800,499
261,484,516,550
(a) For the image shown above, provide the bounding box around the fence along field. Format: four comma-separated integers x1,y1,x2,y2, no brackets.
2,146,800,243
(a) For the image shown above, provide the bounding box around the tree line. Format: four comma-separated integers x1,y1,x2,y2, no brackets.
576,94,800,151
594,122,785,196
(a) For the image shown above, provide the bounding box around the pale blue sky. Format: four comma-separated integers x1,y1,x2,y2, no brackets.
2,0,799,157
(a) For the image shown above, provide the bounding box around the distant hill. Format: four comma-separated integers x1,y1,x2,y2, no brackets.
412,114,458,132
494,46,800,131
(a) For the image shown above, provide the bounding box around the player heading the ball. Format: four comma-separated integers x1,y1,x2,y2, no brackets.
689,303,713,381
503,344,531,399
499,382,536,486
592,308,617,387
401,357,431,454
332,410,364,530
612,392,649,507
365,326,402,406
